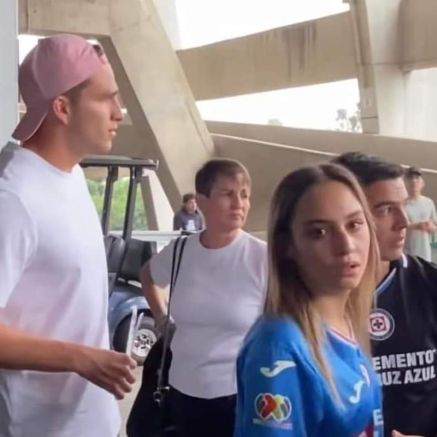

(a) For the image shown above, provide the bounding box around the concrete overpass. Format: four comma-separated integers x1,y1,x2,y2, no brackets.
3,0,437,230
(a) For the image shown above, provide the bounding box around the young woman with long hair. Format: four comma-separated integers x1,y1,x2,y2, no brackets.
235,163,384,436
141,159,267,437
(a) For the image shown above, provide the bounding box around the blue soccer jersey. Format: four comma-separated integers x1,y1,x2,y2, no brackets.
235,317,383,437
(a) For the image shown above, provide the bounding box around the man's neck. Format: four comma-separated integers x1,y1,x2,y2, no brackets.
23,139,81,173
313,292,350,337
377,260,393,286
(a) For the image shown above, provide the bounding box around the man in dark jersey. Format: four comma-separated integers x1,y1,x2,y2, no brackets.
334,152,437,437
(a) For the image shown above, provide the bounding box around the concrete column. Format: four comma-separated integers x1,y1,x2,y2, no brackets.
140,176,158,230
349,0,405,136
404,69,437,141
107,0,213,210
0,0,18,147
400,0,437,142
140,171,174,231
153,0,182,50
349,0,437,141
21,0,213,210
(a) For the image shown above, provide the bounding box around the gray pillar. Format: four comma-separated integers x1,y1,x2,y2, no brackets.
153,0,182,49
0,0,18,147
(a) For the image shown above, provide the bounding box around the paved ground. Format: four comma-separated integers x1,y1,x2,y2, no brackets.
118,367,142,437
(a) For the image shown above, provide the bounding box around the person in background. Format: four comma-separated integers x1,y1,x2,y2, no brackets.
235,163,383,436
0,35,135,437
141,158,267,437
335,152,436,437
404,166,437,261
173,192,204,232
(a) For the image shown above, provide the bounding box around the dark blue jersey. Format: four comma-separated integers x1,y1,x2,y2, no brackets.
235,317,383,437
371,254,437,436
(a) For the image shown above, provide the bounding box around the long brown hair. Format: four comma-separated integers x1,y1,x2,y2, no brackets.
265,163,379,397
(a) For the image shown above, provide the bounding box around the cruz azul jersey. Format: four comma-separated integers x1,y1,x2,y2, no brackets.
235,317,383,437
371,254,437,436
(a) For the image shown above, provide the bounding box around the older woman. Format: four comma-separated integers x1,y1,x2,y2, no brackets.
141,158,267,437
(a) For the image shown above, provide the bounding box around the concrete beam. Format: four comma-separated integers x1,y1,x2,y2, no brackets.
401,0,437,70
153,0,182,49
347,0,437,141
107,0,212,210
19,0,110,36
214,135,337,231
140,176,159,230
140,172,174,230
18,0,213,214
349,0,406,135
207,120,437,170
211,125,437,231
177,12,356,100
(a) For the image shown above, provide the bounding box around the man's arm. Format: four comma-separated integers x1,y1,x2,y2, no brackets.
429,199,437,234
0,324,136,399
409,222,429,231
0,192,136,399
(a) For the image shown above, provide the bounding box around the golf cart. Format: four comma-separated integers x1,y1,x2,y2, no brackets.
81,155,162,364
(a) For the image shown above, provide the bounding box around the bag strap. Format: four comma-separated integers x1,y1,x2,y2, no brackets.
169,236,187,305
154,236,187,403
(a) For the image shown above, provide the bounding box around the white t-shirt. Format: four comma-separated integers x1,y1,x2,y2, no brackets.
405,195,437,261
149,231,267,399
0,144,119,437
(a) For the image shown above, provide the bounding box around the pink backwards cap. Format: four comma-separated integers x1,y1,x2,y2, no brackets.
13,34,108,142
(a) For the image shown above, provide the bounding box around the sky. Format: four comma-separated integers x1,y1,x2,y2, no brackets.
174,0,349,49
174,0,358,130
18,0,358,131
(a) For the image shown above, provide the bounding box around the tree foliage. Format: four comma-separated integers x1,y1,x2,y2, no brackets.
86,178,148,231
335,104,362,132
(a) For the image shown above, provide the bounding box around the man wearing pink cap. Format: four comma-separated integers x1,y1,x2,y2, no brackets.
0,34,135,436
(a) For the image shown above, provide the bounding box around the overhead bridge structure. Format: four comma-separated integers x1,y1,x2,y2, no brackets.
10,0,437,230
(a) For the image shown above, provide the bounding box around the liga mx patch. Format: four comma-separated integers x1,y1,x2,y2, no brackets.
369,308,395,341
253,393,292,430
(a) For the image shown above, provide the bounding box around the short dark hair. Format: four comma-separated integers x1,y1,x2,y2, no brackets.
332,152,404,186
182,193,195,203
195,158,251,197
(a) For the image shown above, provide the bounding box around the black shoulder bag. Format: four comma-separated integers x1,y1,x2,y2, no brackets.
126,236,187,437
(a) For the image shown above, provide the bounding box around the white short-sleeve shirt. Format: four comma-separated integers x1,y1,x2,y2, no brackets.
149,230,267,399
0,144,119,437
405,195,437,261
